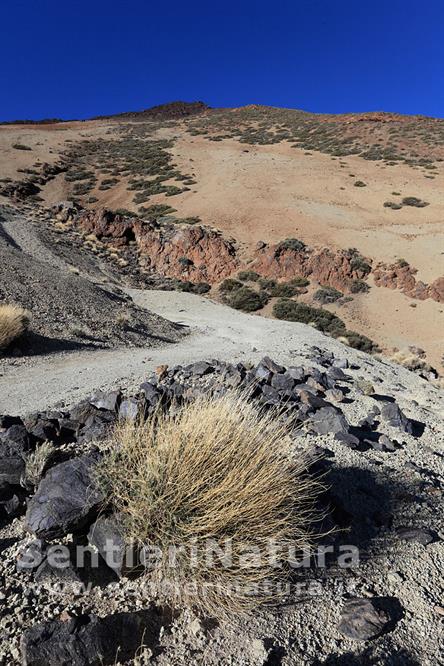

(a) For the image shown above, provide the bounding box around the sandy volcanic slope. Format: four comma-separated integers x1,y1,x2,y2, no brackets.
169,131,444,282
1,116,443,372
0,288,441,416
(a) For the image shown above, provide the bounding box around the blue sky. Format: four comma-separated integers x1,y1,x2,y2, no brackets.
1,0,443,120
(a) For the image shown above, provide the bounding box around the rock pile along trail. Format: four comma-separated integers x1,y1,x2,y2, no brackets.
1,288,442,417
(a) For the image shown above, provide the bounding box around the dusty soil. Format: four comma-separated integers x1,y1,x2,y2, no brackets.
0,290,443,665
0,204,184,355
0,108,443,372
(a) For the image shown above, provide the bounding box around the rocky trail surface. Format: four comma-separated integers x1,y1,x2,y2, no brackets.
1,288,441,416
0,346,443,665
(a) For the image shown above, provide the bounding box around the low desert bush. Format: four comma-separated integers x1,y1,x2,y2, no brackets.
402,196,429,207
219,278,243,293
268,282,299,298
258,277,277,290
0,304,30,350
287,276,310,288
314,287,343,304
224,286,269,312
12,143,32,151
273,299,346,335
353,180,366,187
97,393,323,618
24,441,55,487
237,270,260,282
383,201,402,210
350,279,370,294
275,238,306,254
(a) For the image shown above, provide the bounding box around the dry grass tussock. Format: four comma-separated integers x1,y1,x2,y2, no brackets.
97,392,324,620
0,304,30,350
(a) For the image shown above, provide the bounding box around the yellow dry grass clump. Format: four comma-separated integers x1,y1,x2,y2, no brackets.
98,392,323,619
0,304,30,350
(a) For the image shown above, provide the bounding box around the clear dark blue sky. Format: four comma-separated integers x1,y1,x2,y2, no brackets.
2,0,443,120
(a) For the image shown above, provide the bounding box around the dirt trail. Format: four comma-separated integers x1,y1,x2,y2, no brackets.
1,289,441,416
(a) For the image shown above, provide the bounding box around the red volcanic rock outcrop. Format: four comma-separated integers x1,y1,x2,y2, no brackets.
251,242,371,292
373,262,444,303
75,208,238,283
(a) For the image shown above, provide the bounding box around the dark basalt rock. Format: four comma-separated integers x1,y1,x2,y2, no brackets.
260,356,285,374
118,398,144,421
88,514,135,577
1,424,31,452
286,366,305,381
311,406,349,435
24,454,105,539
338,597,402,640
271,373,295,393
20,609,162,666
380,402,413,434
187,361,214,376
335,432,361,449
0,454,25,490
89,390,121,412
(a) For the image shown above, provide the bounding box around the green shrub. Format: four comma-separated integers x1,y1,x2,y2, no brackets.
397,258,409,268
225,287,269,312
350,279,370,293
349,254,371,275
219,278,243,293
258,277,277,290
343,331,378,352
178,257,193,267
12,143,32,151
384,201,402,210
237,270,260,282
354,180,366,187
268,283,299,298
272,299,346,335
176,281,210,294
275,238,306,254
402,196,429,207
287,276,310,288
314,287,343,304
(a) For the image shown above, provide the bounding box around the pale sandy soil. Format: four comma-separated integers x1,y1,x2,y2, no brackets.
169,132,444,281
1,119,443,372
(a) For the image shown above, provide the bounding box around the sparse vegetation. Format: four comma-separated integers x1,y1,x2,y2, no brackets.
24,441,56,487
354,180,366,187
0,304,30,350
275,238,306,254
219,278,243,293
237,270,260,282
273,299,378,351
401,196,429,207
97,392,322,618
224,286,269,312
314,286,343,304
350,279,370,294
12,143,32,151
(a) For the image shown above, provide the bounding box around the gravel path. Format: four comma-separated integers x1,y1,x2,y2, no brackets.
1,289,442,417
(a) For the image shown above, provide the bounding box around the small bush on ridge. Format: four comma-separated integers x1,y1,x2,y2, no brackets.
0,304,30,350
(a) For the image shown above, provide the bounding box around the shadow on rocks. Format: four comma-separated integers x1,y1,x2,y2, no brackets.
312,463,415,560
3,330,99,357
311,645,421,666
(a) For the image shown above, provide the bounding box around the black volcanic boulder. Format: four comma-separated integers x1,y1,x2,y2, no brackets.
338,597,402,640
24,454,105,539
88,514,133,577
380,401,413,434
21,610,162,666
0,424,31,489
311,406,349,435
